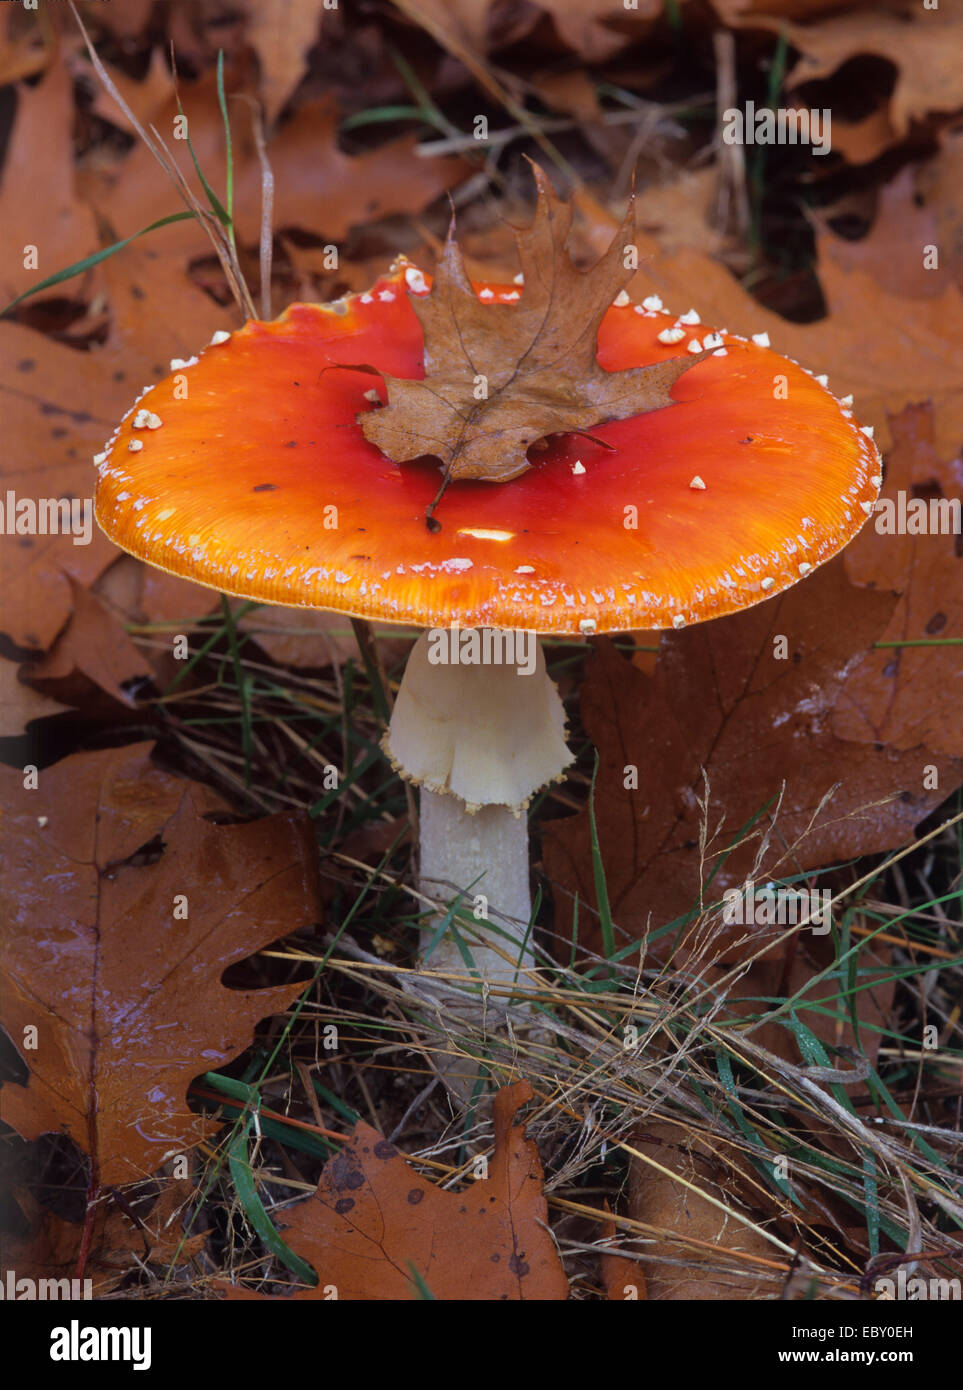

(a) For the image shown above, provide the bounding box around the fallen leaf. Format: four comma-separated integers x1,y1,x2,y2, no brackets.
829,106,900,167
392,0,494,57
632,167,731,260
0,658,71,736
161,1,247,72
530,69,603,123
783,7,963,139
0,2,52,86
81,46,175,136
2,1176,207,1295
538,0,657,62
244,0,327,126
0,57,98,307
222,1080,570,1300
100,239,229,385
627,238,963,461
241,96,469,248
394,0,657,63
0,323,125,651
362,167,703,487
278,237,393,302
710,0,874,19
338,814,412,866
0,742,322,1186
238,607,360,668
915,129,963,281
24,577,153,707
237,606,413,672
542,561,962,944
834,402,963,759
819,137,963,298
629,1122,777,1299
87,0,154,43
0,239,225,653
87,555,219,695
84,76,468,259
76,66,253,264
598,1203,645,1300
95,553,219,628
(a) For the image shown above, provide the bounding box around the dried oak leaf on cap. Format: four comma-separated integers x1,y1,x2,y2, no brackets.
361,165,704,492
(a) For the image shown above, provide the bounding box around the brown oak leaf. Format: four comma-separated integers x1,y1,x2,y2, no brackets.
360,166,704,497
2,1176,208,1296
222,1080,569,1301
628,1122,777,1301
542,559,962,948
0,657,71,736
0,58,98,307
0,242,226,654
0,743,322,1187
834,401,963,758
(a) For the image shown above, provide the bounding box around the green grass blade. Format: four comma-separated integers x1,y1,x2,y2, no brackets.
512,885,541,991
307,745,382,817
386,42,458,140
216,49,235,240
864,1071,946,1170
341,104,442,132
421,889,470,963
782,1012,858,1116
168,49,231,228
568,892,580,970
406,1262,437,1299
874,638,963,648
588,750,615,961
163,599,260,694
197,1074,333,1159
348,623,391,727
229,1118,319,1286
310,1078,361,1127
1,212,196,316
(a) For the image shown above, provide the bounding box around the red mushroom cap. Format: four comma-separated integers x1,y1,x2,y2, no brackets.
94,260,881,635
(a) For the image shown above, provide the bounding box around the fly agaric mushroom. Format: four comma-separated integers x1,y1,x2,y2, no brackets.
93,172,881,1067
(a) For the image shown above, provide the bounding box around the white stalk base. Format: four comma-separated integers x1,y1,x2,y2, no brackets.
383,627,573,1101
419,787,535,1006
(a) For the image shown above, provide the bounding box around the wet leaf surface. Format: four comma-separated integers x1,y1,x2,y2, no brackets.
0,744,322,1186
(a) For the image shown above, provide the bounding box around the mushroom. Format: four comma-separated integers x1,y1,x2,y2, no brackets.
94,217,881,1086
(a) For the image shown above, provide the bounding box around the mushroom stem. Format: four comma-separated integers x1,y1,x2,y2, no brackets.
382,626,574,1023
418,790,535,1000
